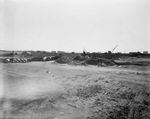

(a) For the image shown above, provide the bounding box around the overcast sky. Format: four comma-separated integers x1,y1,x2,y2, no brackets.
0,0,150,53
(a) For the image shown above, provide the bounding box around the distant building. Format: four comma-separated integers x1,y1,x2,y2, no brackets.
22,51,32,55
57,51,66,53
143,51,148,54
129,52,141,54
129,52,141,57
116,52,121,54
51,51,56,53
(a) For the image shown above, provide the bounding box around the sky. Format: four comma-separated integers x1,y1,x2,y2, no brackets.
0,0,150,53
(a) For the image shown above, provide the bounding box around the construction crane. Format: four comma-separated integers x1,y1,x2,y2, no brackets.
112,45,118,53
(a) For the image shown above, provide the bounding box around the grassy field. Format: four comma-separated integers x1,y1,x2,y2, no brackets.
0,61,150,119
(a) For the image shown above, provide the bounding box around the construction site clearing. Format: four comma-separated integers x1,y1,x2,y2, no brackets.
0,50,150,119
0,50,150,66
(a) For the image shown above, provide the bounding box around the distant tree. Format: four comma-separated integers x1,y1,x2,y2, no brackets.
9,53,14,56
82,51,86,56
108,51,112,54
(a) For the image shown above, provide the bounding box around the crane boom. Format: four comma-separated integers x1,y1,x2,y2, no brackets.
112,45,118,53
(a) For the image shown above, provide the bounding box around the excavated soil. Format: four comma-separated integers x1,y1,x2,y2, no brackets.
0,62,150,119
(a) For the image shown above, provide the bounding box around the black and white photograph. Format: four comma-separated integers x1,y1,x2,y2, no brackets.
0,0,150,118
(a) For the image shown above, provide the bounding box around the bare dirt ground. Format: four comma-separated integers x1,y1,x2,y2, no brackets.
0,61,150,119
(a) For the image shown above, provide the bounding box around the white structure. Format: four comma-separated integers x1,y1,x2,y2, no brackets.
20,58,23,62
24,58,27,62
13,59,17,63
43,57,47,61
6,59,10,63
143,51,148,54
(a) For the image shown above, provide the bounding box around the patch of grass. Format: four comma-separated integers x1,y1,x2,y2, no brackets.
85,82,150,119
76,85,102,98
106,84,150,119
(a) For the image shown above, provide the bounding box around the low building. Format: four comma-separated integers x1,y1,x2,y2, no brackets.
57,51,66,53
143,51,148,54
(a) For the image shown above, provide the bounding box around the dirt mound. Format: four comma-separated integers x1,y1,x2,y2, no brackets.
55,56,73,64
55,56,86,65
76,85,102,98
56,55,116,67
86,58,116,66
73,55,84,61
